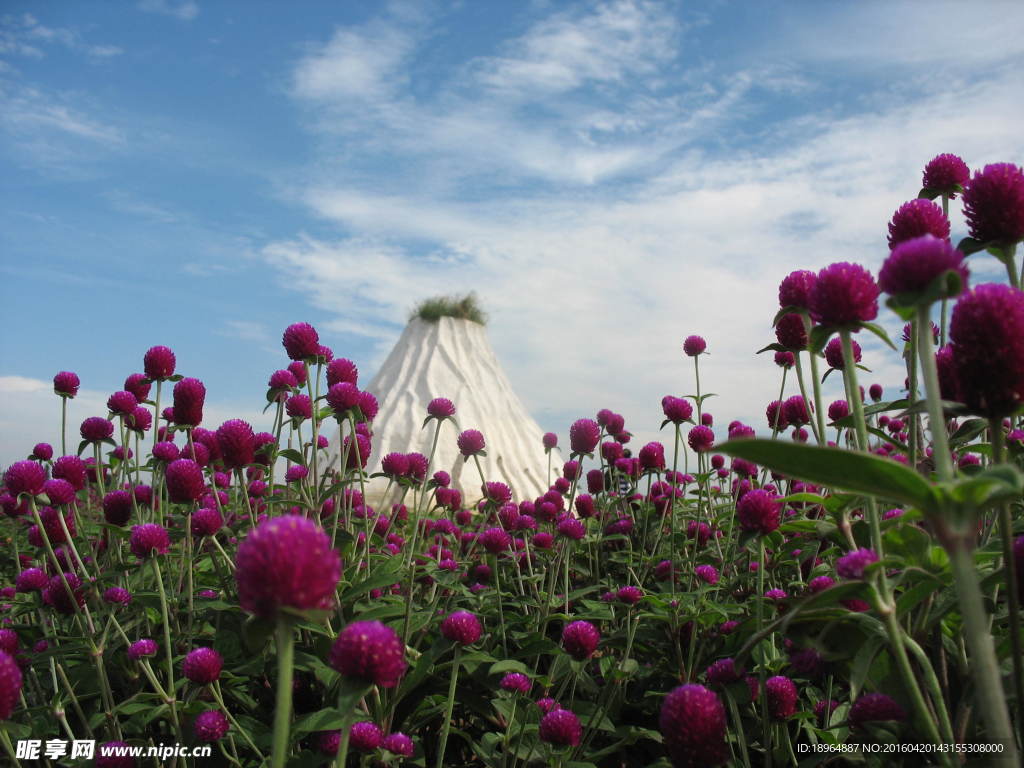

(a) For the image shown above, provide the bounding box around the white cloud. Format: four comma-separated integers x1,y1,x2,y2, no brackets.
137,0,199,22
1,87,124,144
0,13,122,59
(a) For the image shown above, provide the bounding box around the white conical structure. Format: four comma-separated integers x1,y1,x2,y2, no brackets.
330,316,560,503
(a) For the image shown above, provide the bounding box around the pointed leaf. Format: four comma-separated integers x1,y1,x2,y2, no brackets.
860,322,898,351
717,439,937,511
917,187,941,201
956,236,988,256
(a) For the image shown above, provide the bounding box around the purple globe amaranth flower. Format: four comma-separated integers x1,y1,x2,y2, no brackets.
455,429,485,457
144,345,177,380
694,564,719,585
43,572,84,614
849,692,906,730
542,431,558,450
440,611,482,645
4,460,46,497
182,647,223,684
887,199,950,249
618,585,644,605
325,382,360,415
775,312,808,351
172,377,205,427
682,335,707,357
638,441,666,471
662,395,693,424
537,697,559,714
16,568,47,593
923,153,970,197
539,708,582,746
381,452,410,478
500,672,531,694
824,336,860,370
949,283,1024,417
779,269,816,310
194,710,229,742
705,658,741,685
325,357,358,387
349,721,383,752
284,466,308,484
282,322,320,361
480,526,511,554
879,235,968,298
127,406,152,434
216,419,256,470
783,395,812,427
659,684,728,768
809,262,879,327
561,620,600,660
766,675,798,719
285,394,312,421
357,391,378,421
191,507,223,537
427,397,456,419
557,517,586,540
124,373,151,403
736,489,781,535
235,516,341,620
405,452,427,481
0,650,23,721
789,647,824,679
31,442,53,461
107,390,138,417
102,490,134,526
81,416,114,442
963,162,1024,246
828,399,850,423
382,732,414,756
837,548,879,579
687,425,714,453
127,638,158,660
569,418,601,454
329,620,407,688
53,371,80,398
165,459,206,504
869,383,884,401
774,350,796,368
129,524,170,558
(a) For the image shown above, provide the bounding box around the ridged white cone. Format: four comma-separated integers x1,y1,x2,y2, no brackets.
327,316,560,504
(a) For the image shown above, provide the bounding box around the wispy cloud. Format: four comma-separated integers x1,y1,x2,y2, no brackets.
0,13,122,59
136,0,199,22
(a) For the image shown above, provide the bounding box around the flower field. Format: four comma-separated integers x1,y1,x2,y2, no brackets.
2,156,1024,767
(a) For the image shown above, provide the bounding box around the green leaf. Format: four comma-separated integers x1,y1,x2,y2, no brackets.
757,343,789,354
717,439,937,511
860,322,898,351
948,418,988,447
278,448,306,466
809,325,834,355
292,707,349,735
773,305,806,327
945,464,1024,511
956,236,989,256
917,187,941,201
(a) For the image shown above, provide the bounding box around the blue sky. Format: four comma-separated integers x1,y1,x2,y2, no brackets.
2,0,1023,468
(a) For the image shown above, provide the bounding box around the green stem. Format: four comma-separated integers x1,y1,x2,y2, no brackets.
271,619,295,768
435,647,461,768
60,396,68,457
152,557,182,741
915,307,954,481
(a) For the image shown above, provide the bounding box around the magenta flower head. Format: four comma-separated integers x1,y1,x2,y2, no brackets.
380,452,410,479
561,620,600,660
282,322,320,361
326,382,360,415
828,400,850,423
774,350,796,368
53,371,80,398
144,345,177,381
129,524,170,558
809,262,879,327
326,358,359,387
0,650,23,721
638,442,666,471
694,564,719,585
778,270,816,310
736,489,781,535
235,516,341,620
766,401,788,430
880,235,968,299
440,610,482,645
194,710,229,742
124,373,151,403
81,416,114,442
191,507,223,537
849,692,906,730
618,585,644,605
659,684,728,768
216,419,256,470
949,283,1024,417
824,337,860,371
427,397,456,419
172,377,206,427
557,517,585,540
127,638,158,660
457,429,486,457
16,568,48,593
687,425,714,453
107,390,138,417
836,548,879,579
285,394,312,421
103,490,134,526
382,732,414,756
500,672,531,694
683,335,707,357
962,162,1024,246
349,721,383,752
568,418,601,454
43,572,85,614
358,391,379,420
539,708,582,746
705,658,740,685
127,406,152,434
165,459,206,504
662,395,693,424
4,460,46,497
766,676,798,719
329,620,407,688
783,395,811,427
869,383,884,401
182,647,223,684
887,199,950,249
775,313,808,351
923,153,969,197
480,527,511,554
52,455,86,490
542,431,558,450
